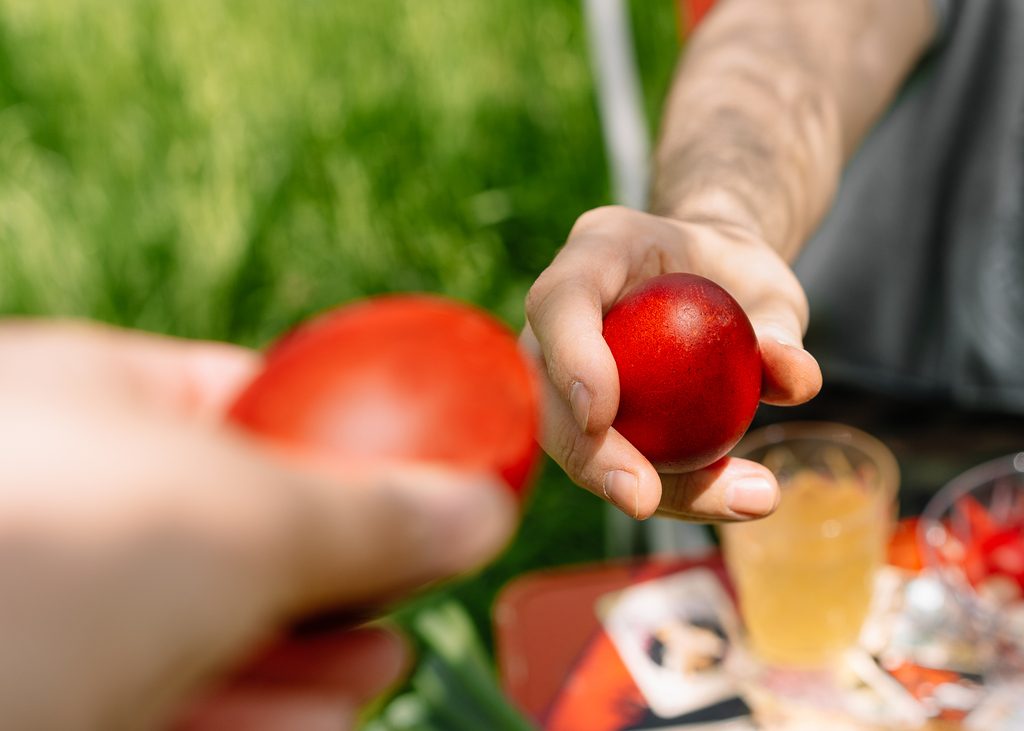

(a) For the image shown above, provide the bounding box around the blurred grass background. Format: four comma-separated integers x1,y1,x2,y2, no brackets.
0,0,678,669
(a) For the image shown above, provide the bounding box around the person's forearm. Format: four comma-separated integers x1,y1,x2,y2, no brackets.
652,0,935,259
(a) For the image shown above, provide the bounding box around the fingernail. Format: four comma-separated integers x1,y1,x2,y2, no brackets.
604,470,639,518
569,381,591,432
726,477,778,516
414,472,518,576
759,325,802,350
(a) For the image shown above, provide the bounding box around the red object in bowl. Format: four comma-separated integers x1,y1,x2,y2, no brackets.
603,273,762,472
947,492,1024,589
981,529,1024,589
229,295,541,497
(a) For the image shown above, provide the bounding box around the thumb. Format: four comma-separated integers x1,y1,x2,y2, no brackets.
153,437,518,720
272,461,519,615
745,301,822,407
0,407,520,729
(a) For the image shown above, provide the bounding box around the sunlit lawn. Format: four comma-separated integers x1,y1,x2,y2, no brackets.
0,0,679,721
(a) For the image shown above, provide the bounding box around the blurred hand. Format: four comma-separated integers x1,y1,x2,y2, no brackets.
0,322,516,730
524,206,821,522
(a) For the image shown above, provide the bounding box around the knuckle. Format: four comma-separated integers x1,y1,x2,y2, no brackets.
523,274,564,337
555,428,594,488
751,261,811,334
525,274,579,331
660,473,717,517
791,283,811,329
774,263,809,314
523,279,546,320
571,205,632,236
771,276,810,333
659,474,691,514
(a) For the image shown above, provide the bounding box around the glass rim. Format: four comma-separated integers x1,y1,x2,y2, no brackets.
919,452,1024,554
727,421,901,535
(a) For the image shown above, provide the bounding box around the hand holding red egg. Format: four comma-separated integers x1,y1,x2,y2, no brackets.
524,207,822,521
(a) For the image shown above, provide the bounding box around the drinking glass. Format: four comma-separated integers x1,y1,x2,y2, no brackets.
719,422,899,667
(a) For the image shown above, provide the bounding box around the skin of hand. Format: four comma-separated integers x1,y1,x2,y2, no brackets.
0,321,517,730
526,0,936,522
524,208,819,522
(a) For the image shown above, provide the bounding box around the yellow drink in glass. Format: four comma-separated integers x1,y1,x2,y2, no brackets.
719,422,899,667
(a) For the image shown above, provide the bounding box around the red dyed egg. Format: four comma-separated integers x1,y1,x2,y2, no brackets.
228,295,541,497
603,273,761,472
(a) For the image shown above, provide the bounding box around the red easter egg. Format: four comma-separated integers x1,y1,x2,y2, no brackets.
603,273,761,472
229,295,541,496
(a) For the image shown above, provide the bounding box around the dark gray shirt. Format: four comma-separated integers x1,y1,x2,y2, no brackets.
796,0,1024,413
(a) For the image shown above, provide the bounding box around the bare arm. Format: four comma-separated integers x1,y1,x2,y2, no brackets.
524,0,935,521
653,0,936,258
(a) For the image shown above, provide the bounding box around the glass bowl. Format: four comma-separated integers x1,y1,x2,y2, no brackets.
918,453,1024,666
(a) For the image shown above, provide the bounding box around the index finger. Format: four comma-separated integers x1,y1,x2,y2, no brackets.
524,272,620,435
96,324,262,418
524,214,646,434
0,320,261,419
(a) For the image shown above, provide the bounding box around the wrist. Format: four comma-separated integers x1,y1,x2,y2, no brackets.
652,188,770,242
655,187,784,247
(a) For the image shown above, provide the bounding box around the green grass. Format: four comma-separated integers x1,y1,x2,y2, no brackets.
0,0,680,708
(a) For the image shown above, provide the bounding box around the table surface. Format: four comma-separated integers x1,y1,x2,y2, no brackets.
494,552,1010,731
